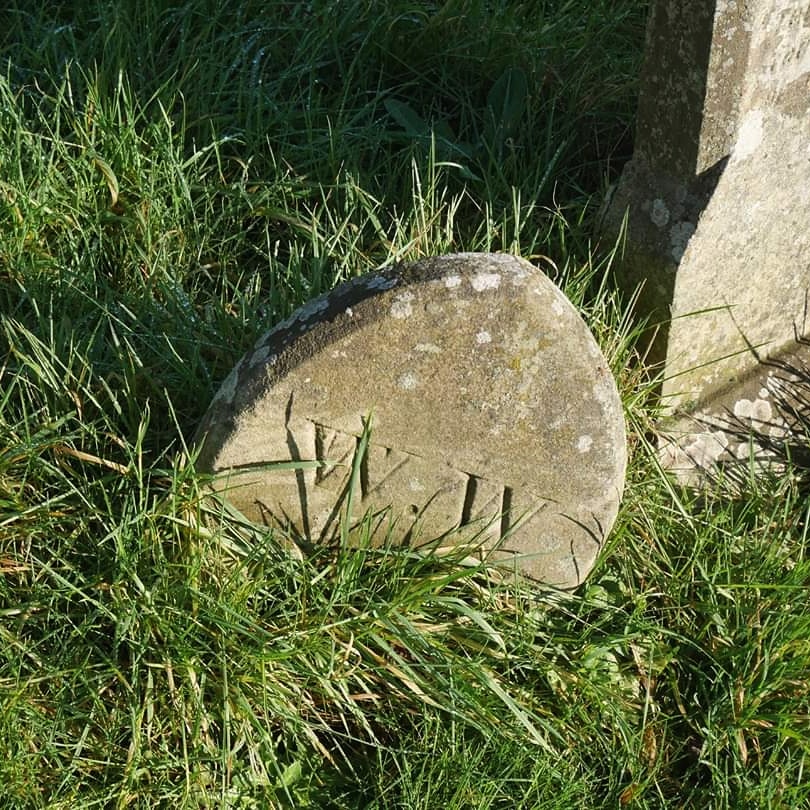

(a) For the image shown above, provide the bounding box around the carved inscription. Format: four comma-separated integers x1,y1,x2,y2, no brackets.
301,420,536,542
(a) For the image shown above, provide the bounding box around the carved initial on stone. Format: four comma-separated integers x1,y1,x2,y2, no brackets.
308,421,521,539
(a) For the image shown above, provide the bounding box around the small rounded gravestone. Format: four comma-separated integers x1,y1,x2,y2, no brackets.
195,253,626,588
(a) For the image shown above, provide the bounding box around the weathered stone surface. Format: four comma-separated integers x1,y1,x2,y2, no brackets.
195,253,627,588
659,341,810,488
604,1,810,416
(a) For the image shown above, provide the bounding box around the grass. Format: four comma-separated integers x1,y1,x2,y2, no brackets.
1,1,809,807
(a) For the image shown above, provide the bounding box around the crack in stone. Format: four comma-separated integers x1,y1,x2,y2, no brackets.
460,475,478,525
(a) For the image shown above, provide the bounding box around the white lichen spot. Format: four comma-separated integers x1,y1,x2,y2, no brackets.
576,435,593,453
270,314,295,335
471,272,501,291
275,297,329,334
476,330,492,344
758,387,769,399
734,397,772,425
650,198,670,228
398,371,418,390
684,430,728,469
444,274,462,288
390,291,415,319
670,221,695,262
733,398,753,419
734,440,764,460
735,109,764,161
249,344,271,367
503,262,529,285
551,299,565,316
298,297,329,321
345,306,354,317
414,342,442,354
592,378,619,412
366,275,398,291
214,365,240,405
409,478,426,492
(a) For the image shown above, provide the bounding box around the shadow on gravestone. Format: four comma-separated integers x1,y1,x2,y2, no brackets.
600,0,732,366
194,253,627,589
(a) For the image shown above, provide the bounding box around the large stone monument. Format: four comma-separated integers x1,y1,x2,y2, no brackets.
604,0,810,477
195,254,627,588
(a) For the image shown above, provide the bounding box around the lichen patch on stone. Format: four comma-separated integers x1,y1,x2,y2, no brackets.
397,371,419,389
213,365,240,406
471,272,501,291
250,345,272,368
390,291,415,318
669,221,696,262
733,397,773,425
365,275,399,291
735,109,764,160
650,198,670,227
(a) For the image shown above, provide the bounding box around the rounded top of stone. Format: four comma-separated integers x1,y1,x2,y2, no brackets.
195,253,627,588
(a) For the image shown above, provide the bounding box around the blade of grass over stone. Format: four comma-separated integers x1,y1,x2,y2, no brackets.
340,413,373,549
